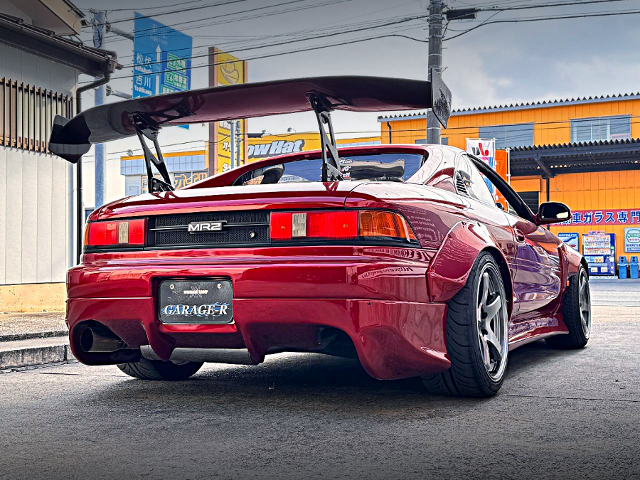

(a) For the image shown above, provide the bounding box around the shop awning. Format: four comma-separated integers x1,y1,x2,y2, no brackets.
510,139,640,177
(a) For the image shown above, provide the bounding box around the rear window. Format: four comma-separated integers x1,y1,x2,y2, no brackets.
234,153,424,186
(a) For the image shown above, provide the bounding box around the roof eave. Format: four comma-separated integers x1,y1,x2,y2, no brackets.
378,93,640,122
0,14,119,77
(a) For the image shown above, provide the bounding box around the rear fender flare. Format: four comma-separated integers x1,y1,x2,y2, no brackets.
427,221,513,315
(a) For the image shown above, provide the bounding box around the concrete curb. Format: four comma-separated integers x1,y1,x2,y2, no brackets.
0,330,68,343
0,338,75,371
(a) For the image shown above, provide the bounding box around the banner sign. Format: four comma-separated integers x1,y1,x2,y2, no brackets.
466,139,496,168
466,139,496,194
559,209,640,226
625,227,640,253
133,12,192,98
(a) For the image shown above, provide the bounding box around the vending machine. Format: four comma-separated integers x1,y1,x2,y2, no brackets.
582,231,616,276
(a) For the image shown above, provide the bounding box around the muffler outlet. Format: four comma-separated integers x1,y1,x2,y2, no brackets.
79,326,126,353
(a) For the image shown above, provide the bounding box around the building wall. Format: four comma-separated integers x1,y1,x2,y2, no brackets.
0,43,76,286
383,97,640,148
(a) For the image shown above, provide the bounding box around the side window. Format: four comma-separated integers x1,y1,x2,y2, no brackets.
455,155,495,205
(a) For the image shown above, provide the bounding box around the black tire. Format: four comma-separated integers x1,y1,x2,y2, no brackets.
422,252,510,397
117,357,203,380
546,266,591,349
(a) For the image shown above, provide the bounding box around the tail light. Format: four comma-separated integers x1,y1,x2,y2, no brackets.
84,219,146,247
270,210,417,244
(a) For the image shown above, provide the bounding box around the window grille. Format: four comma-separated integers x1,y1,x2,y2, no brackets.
0,78,74,153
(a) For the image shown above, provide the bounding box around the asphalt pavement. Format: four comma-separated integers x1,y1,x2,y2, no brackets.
0,281,639,480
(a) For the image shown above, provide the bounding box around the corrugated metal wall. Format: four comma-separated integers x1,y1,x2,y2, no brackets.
0,43,76,285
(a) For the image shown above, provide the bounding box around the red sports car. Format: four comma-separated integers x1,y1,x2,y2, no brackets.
50,76,591,397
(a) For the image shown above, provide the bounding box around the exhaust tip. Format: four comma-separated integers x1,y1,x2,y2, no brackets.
79,326,95,353
78,325,126,353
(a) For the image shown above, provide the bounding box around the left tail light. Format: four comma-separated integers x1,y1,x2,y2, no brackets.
84,219,146,247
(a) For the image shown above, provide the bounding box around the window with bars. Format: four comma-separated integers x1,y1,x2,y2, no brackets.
0,78,74,153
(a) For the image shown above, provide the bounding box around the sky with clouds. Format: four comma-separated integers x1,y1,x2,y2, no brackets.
73,0,640,158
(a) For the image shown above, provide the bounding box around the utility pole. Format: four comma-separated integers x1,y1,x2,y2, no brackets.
91,10,106,209
426,0,444,145
425,3,478,145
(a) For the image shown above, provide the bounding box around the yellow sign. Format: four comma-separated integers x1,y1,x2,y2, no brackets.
212,48,248,174
216,51,244,86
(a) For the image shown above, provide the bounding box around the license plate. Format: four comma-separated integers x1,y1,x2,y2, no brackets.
158,279,233,324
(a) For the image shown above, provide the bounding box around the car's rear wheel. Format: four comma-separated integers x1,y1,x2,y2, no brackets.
546,266,591,349
117,358,203,380
422,252,509,397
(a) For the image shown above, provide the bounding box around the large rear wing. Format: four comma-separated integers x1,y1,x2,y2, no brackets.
49,74,452,163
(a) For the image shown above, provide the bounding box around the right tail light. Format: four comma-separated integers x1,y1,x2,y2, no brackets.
270,210,418,244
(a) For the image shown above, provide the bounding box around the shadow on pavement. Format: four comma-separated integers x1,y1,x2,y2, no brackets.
80,338,580,417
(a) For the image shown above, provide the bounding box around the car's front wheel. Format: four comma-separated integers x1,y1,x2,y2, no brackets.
422,252,510,397
117,358,203,380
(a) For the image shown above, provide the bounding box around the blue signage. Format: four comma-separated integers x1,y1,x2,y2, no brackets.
558,232,579,251
133,12,192,99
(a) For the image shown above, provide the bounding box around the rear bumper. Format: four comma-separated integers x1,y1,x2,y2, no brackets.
66,246,449,379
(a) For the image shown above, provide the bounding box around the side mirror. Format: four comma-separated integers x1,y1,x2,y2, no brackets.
537,202,571,225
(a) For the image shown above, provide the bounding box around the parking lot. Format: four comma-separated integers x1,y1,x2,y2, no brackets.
0,280,638,480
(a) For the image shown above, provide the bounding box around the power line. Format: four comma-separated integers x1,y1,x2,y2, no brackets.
107,0,254,25
445,8,640,41
106,0,208,13
113,14,427,70
81,22,428,84
105,0,315,41
478,0,634,12
113,11,423,61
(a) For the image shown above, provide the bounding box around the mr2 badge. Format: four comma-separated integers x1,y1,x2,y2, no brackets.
158,279,233,324
188,221,226,233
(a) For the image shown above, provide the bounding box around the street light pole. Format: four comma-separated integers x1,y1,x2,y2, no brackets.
235,121,242,167
426,0,444,145
91,10,106,209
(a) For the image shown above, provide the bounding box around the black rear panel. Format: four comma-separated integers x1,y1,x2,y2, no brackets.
150,211,270,248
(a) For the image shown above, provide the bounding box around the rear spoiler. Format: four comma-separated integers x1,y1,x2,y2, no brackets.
49,73,452,164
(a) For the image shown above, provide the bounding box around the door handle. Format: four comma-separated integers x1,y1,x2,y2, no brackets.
514,229,526,243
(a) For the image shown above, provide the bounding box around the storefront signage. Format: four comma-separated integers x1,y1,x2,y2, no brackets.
583,231,616,276
558,232,579,251
248,140,305,159
173,171,207,189
624,227,640,253
560,208,640,226
133,12,192,98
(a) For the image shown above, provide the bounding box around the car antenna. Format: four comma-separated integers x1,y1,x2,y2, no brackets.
131,113,174,193
307,92,344,182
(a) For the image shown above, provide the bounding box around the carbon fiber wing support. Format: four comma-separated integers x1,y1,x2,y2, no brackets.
307,92,343,183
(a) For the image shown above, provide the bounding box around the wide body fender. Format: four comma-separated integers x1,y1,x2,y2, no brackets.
564,243,588,278
427,221,513,312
